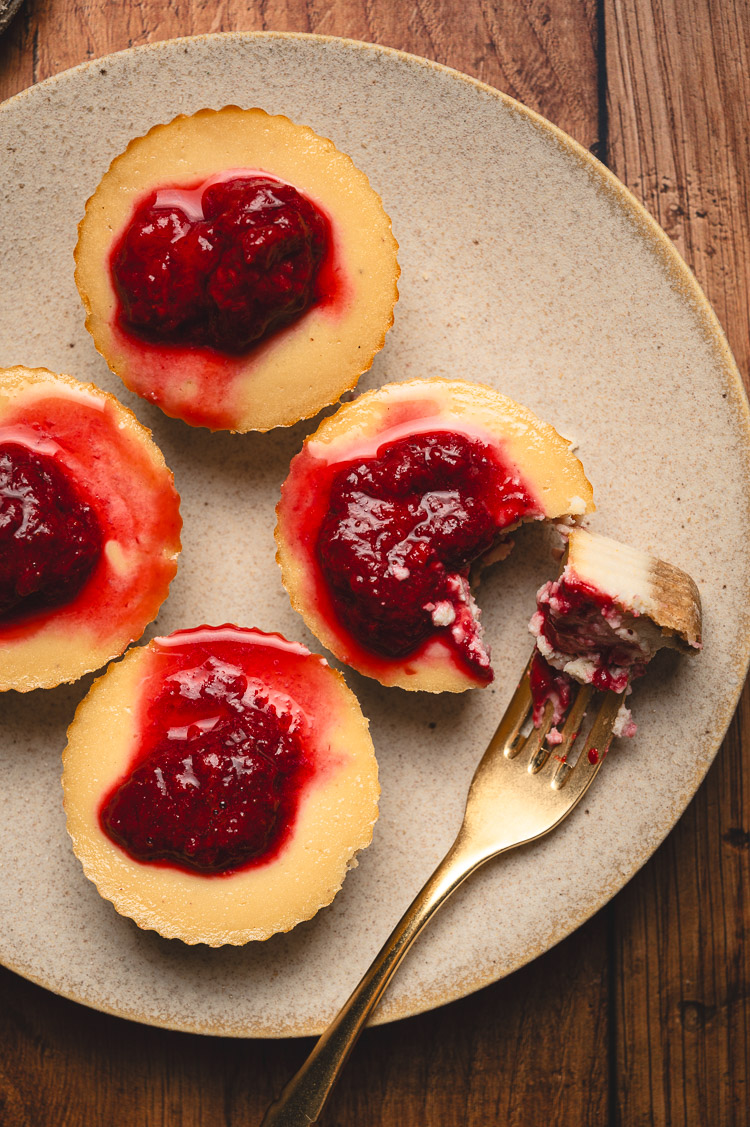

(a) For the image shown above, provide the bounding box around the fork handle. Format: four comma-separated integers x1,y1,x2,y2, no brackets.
260,836,487,1126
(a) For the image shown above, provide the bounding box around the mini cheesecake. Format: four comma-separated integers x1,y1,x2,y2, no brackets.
0,366,181,691
63,625,379,946
75,106,400,432
276,378,595,693
529,527,702,736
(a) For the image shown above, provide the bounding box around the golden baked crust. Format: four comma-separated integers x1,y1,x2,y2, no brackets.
276,378,595,693
62,626,379,946
0,366,181,691
564,527,702,651
75,106,400,432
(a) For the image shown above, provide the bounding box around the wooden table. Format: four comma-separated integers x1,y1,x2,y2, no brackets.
0,2,747,1124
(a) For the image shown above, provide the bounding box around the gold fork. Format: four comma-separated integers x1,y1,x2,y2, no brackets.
260,654,626,1126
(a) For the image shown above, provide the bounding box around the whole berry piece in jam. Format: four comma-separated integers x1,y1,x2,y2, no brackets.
0,443,102,622
101,654,310,874
112,175,330,354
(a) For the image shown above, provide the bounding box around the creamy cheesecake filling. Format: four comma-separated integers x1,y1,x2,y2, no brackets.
528,567,656,742
75,107,400,432
528,528,702,742
529,568,660,694
63,625,380,945
276,379,595,693
0,367,181,692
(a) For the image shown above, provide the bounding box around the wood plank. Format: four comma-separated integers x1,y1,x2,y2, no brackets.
606,0,750,380
613,692,750,1125
605,0,750,1122
0,2,607,1125
0,919,610,1127
0,0,601,147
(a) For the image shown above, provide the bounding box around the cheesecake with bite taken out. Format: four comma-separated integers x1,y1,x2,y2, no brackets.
529,527,702,738
75,107,399,432
0,366,181,691
63,625,379,946
276,378,595,693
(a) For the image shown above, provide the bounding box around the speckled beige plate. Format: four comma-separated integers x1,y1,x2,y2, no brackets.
0,33,748,1039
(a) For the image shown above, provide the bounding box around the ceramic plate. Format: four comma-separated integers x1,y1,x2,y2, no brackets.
0,33,748,1038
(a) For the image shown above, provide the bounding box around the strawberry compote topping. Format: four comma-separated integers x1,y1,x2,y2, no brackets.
531,571,648,693
0,443,102,623
111,174,330,353
316,431,537,679
101,629,314,875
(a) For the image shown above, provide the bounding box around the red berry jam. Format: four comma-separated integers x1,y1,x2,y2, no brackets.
533,573,647,693
0,442,102,623
100,628,314,875
316,431,536,679
528,651,573,727
111,174,330,354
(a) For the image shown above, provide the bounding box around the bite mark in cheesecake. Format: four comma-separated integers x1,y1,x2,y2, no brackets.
276,378,595,693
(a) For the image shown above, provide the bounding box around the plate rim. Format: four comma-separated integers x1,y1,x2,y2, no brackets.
1,29,749,1038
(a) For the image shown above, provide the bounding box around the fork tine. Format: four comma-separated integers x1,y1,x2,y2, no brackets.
528,681,594,773
552,688,624,791
486,655,534,758
514,699,554,762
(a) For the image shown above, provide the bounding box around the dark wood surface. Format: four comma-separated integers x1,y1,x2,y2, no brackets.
0,2,748,1124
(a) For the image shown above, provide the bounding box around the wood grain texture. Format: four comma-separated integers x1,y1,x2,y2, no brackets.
0,920,610,1127
0,0,748,1124
0,0,601,145
613,704,750,1126
606,1,750,1123
606,0,750,383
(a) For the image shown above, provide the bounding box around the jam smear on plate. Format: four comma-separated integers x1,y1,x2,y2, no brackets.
100,628,314,875
112,174,331,354
316,431,536,679
0,442,103,623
